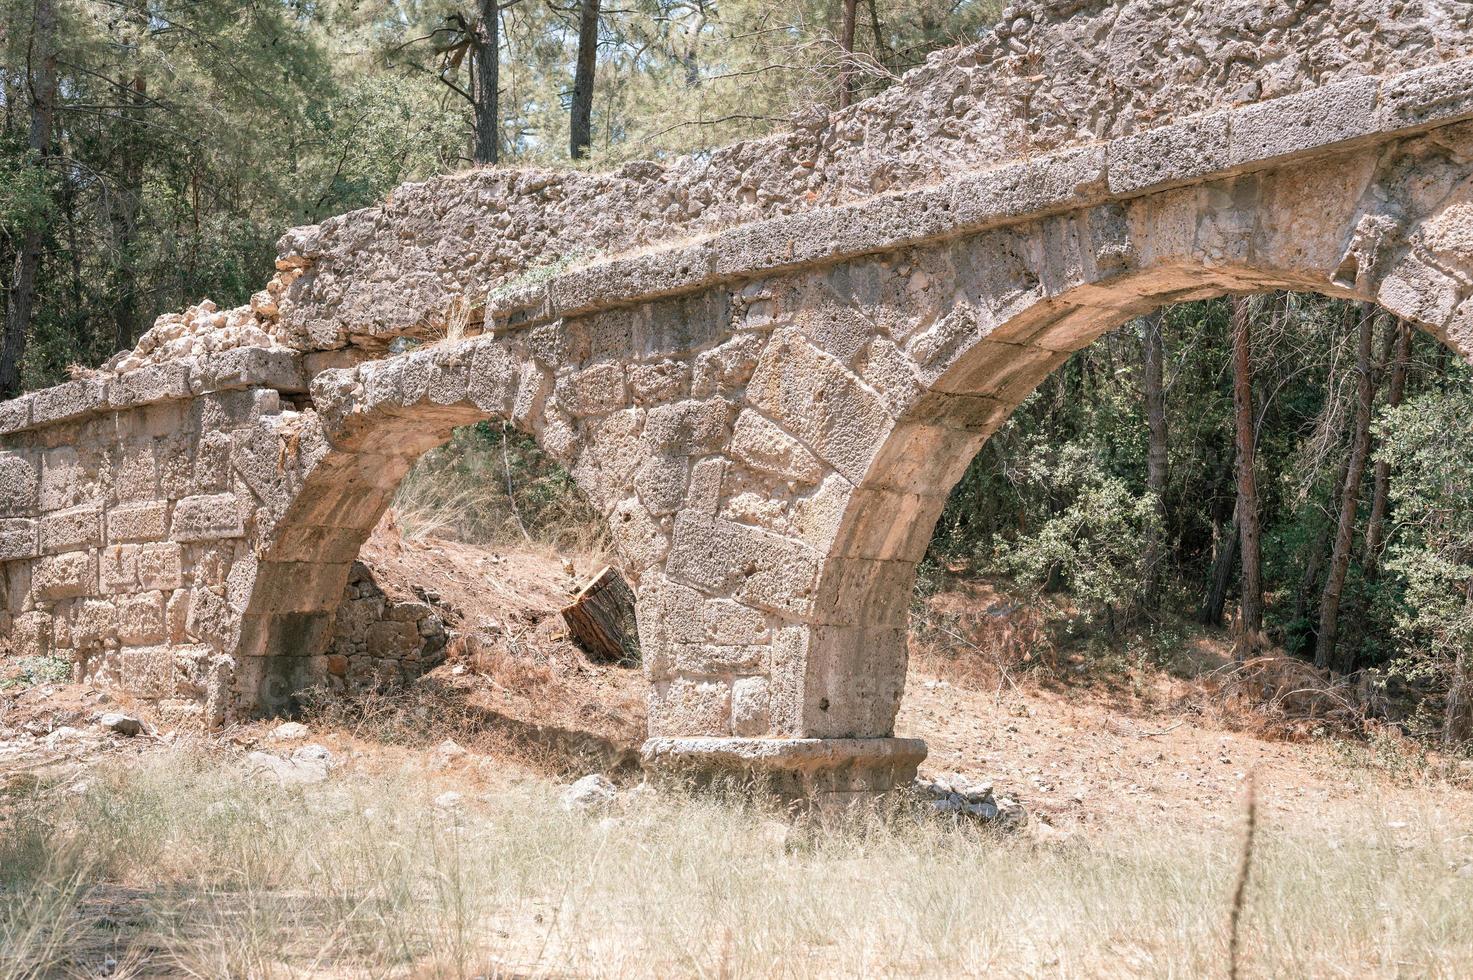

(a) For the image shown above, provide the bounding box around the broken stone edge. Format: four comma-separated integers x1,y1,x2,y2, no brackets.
0,348,307,439
486,58,1473,332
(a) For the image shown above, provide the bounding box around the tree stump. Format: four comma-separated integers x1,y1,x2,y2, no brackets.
561,566,639,663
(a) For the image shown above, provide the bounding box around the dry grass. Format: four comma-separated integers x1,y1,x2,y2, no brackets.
3,743,1472,978
909,576,1056,693
390,426,607,557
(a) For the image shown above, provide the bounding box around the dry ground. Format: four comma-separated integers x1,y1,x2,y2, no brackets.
4,527,1473,977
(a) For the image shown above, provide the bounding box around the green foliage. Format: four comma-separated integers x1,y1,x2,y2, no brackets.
994,443,1160,625
0,655,72,688
0,0,1007,388
1375,388,1473,686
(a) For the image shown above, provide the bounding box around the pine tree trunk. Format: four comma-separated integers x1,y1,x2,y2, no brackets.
1316,303,1378,673
1141,311,1168,609
1231,296,1264,656
569,0,600,159
1,0,59,398
111,72,146,354
1445,578,1473,747
562,566,638,662
838,0,858,109
472,0,500,166
1198,448,1238,626
1202,508,1240,628
1363,319,1411,582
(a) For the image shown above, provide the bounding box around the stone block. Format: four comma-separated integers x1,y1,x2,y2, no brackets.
731,676,772,737
155,434,199,499
671,643,765,674
37,447,78,511
856,337,923,416
1107,111,1231,195
790,473,854,552
40,503,103,555
643,398,733,456
1377,252,1459,331
608,496,670,574
0,453,40,517
948,145,1107,230
108,363,192,408
647,676,732,737
863,421,988,495
511,364,552,429
366,620,420,658
729,410,824,485
69,599,116,646
194,389,280,431
0,518,38,561
117,645,174,698
32,552,97,601
802,624,908,738
666,511,819,617
137,542,184,591
555,361,628,418
116,591,167,645
0,394,33,436
426,346,472,406
100,544,140,594
633,455,690,516
165,589,190,644
108,500,169,543
1378,59,1473,131
185,586,234,646
684,457,726,516
703,598,770,646
111,445,160,501
930,339,1066,404
747,332,890,484
629,360,688,405
190,348,307,394
811,557,917,628
172,493,245,542
830,487,945,563
1229,77,1379,168
4,610,51,659
635,289,730,359
31,379,105,427
691,333,765,399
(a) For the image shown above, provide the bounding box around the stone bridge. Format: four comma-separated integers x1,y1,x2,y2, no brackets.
6,0,1473,801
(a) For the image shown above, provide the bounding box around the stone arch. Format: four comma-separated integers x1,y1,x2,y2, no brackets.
791,138,1473,747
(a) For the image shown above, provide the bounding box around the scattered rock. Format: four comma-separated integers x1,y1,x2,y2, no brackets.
270,721,310,741
431,739,469,770
98,713,143,737
43,726,97,749
247,743,334,786
913,771,1026,828
561,773,618,812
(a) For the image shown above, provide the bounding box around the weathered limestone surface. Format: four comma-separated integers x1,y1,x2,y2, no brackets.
322,561,448,692
7,0,1473,794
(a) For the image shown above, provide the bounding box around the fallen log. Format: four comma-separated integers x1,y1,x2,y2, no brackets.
561,565,640,663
